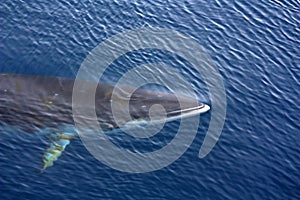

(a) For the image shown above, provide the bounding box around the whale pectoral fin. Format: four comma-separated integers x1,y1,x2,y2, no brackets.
38,132,77,173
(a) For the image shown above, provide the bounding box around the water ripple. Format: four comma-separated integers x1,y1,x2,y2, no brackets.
1,0,300,199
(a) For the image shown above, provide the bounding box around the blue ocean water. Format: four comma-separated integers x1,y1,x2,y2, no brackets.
0,0,299,199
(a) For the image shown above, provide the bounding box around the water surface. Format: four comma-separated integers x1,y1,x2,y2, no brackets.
0,0,299,199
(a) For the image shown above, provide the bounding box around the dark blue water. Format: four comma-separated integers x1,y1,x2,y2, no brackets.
1,0,299,199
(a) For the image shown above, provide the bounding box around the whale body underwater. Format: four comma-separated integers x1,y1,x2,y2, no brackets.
0,73,210,172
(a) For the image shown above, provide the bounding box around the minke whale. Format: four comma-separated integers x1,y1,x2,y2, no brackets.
0,73,210,172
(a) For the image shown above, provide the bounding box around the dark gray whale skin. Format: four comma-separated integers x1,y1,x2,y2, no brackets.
0,73,210,171
0,73,206,133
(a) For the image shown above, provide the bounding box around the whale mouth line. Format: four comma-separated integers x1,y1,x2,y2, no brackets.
167,104,208,116
127,104,210,125
165,104,210,122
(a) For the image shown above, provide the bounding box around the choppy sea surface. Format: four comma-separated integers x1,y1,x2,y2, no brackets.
0,0,299,199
